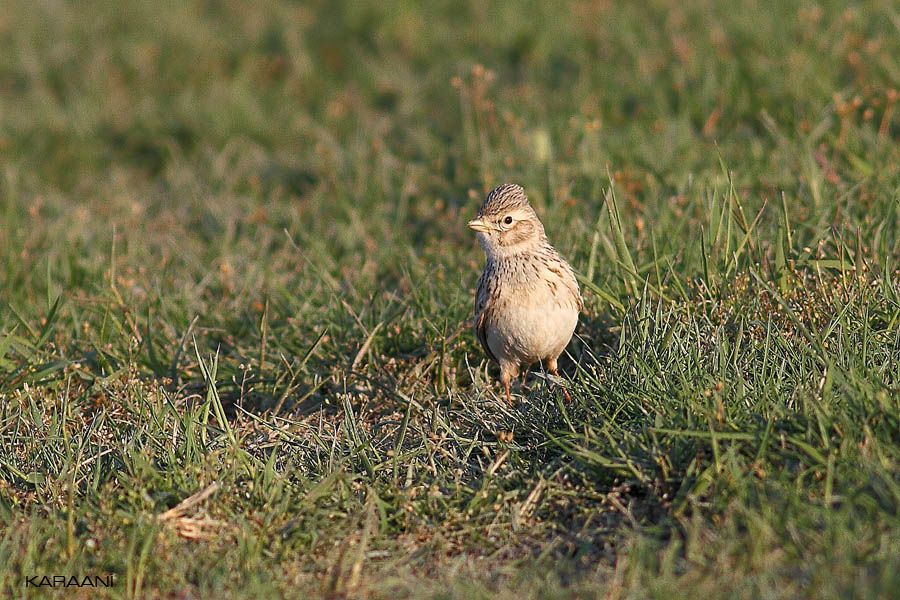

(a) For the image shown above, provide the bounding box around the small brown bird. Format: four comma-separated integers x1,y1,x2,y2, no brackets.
468,183,582,404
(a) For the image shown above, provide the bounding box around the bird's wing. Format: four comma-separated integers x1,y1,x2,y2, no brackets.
569,265,584,311
548,257,584,311
474,269,498,363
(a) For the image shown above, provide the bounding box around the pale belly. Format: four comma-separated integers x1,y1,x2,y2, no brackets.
485,296,578,366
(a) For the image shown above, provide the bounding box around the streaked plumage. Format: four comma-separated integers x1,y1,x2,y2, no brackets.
468,183,582,404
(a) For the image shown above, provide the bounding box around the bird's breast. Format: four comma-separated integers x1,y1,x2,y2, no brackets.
481,263,580,365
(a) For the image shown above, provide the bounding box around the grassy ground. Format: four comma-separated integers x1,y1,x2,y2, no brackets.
1,0,898,597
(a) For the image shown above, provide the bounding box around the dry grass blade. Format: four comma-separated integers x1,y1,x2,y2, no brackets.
352,322,384,371
158,482,221,521
158,483,227,541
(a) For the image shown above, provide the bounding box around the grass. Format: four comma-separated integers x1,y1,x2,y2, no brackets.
0,0,898,597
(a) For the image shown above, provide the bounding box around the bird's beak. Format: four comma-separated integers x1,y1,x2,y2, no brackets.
467,218,491,233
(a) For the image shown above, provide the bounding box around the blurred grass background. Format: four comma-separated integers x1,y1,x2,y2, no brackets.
0,0,898,598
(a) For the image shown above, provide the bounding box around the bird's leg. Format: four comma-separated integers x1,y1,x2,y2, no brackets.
547,358,571,402
550,368,571,402
501,372,513,406
520,364,530,388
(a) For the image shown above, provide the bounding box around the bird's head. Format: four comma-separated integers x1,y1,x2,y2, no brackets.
467,183,546,258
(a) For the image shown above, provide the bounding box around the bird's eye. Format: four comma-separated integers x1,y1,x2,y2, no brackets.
503,216,513,225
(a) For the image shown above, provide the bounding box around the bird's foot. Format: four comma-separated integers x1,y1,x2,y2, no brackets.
549,368,572,402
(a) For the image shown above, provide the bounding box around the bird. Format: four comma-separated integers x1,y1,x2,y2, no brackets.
468,183,582,405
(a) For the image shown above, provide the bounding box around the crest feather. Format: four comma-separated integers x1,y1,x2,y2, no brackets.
479,183,529,216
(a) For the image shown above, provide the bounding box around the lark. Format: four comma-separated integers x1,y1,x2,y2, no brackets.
468,183,582,404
